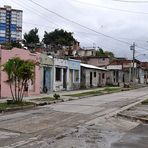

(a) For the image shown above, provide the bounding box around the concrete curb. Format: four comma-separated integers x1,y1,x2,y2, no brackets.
67,89,125,100
85,94,148,125
35,99,64,106
62,86,147,101
0,104,36,113
115,96,148,123
1,86,147,114
116,96,148,114
111,95,148,116
117,113,148,123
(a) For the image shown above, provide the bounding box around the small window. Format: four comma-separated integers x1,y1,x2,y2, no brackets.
102,73,105,79
56,68,61,81
74,70,79,82
94,72,96,77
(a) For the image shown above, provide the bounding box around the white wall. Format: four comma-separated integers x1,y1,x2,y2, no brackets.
53,58,68,91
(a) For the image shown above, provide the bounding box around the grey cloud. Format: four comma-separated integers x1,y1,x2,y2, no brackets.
1,0,148,60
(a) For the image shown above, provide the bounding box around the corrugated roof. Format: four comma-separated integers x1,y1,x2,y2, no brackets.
80,63,107,71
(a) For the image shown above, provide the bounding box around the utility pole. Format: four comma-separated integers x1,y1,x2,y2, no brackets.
130,42,135,83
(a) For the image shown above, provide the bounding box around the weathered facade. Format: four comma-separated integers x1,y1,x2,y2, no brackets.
80,63,107,88
76,49,96,57
67,59,81,90
40,54,53,93
141,62,148,84
107,59,145,86
71,56,110,68
53,58,68,91
86,56,110,67
107,65,124,86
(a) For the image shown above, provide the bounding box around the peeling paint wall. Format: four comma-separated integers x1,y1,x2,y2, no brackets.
53,58,68,91
40,54,53,93
67,59,81,90
81,67,106,88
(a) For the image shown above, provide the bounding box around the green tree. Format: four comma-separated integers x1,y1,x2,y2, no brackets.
96,48,114,58
96,48,105,56
24,28,40,49
43,29,76,47
104,51,114,58
1,41,22,49
3,57,35,103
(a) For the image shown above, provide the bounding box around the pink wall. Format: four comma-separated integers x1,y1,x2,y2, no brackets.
0,48,41,98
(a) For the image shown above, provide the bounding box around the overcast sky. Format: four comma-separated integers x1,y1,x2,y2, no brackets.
1,0,148,60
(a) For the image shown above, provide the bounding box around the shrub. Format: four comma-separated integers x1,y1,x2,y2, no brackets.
53,93,60,100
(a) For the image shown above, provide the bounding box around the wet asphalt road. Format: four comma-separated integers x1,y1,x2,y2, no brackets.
0,87,148,147
112,124,148,148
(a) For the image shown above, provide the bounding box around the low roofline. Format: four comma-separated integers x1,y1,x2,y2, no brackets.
68,58,81,62
80,63,107,71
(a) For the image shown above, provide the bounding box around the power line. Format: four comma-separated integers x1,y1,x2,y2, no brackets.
28,0,131,46
2,0,8,5
136,45,148,51
113,0,148,3
14,0,148,52
119,38,148,42
23,21,98,43
12,0,60,27
72,0,148,15
28,0,148,52
22,21,148,45
23,21,57,29
23,22,148,47
22,20,148,52
21,0,61,27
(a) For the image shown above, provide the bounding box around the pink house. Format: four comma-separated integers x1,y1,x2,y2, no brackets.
0,47,41,98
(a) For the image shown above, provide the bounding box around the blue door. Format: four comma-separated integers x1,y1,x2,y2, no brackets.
43,67,51,93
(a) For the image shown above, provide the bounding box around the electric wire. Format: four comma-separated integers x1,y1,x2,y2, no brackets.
72,0,148,15
12,0,60,28
12,0,148,52
113,0,148,3
28,0,131,46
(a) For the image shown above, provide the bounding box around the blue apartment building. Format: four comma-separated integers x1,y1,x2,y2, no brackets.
0,5,23,43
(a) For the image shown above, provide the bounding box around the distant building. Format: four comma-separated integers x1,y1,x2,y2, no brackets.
72,56,110,67
0,5,23,43
80,63,107,88
141,62,148,84
76,48,96,57
106,59,145,86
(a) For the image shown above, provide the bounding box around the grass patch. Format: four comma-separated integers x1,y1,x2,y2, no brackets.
64,90,103,97
141,99,148,105
64,87,121,97
103,87,121,92
66,91,103,97
34,97,58,102
0,101,35,110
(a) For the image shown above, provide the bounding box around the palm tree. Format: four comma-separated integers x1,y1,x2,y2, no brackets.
3,57,35,103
